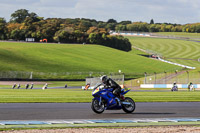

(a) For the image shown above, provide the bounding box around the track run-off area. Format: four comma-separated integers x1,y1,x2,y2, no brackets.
127,36,200,67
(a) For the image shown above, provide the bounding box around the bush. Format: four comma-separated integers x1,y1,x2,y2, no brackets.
88,33,131,52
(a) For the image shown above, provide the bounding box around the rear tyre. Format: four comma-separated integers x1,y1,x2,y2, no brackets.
91,98,105,114
122,97,136,113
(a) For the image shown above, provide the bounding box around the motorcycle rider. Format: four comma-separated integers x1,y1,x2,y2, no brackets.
171,82,178,91
100,75,125,100
188,82,194,91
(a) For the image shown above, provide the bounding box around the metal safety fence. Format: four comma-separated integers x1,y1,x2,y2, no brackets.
0,71,199,87
125,71,200,88
0,71,124,80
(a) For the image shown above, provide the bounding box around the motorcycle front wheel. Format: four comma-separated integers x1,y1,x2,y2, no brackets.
91,98,105,114
122,97,136,113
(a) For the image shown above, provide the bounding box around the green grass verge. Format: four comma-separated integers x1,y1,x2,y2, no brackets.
0,81,85,89
1,121,200,131
0,89,200,103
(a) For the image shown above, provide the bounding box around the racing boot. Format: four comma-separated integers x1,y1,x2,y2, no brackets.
120,95,125,101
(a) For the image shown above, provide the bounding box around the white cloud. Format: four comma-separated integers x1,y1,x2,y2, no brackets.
0,0,200,24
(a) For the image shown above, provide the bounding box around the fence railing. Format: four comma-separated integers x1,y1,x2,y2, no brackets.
1,71,199,86
125,71,200,88
0,71,125,80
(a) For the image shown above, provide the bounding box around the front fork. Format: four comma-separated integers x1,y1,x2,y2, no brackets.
98,96,107,110
99,96,102,106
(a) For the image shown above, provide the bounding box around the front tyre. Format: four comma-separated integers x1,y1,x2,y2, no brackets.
91,98,105,114
122,97,136,113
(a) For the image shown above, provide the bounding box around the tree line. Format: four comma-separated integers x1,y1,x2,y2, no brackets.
0,9,132,51
1,9,200,51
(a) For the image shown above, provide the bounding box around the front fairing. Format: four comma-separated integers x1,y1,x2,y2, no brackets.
92,83,104,96
92,88,100,95
92,88,109,97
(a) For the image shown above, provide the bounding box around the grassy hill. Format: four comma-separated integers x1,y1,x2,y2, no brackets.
0,41,181,79
127,36,200,68
154,32,200,39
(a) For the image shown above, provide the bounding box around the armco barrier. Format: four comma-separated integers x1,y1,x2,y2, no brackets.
158,57,196,69
140,84,200,88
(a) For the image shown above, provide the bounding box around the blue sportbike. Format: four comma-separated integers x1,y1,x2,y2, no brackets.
91,83,136,114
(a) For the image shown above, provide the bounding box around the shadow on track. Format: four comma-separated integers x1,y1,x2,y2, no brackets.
98,113,175,115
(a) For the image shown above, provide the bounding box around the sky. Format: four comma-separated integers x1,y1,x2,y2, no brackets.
0,0,200,24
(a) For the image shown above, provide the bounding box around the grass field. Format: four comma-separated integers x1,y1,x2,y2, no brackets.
154,32,200,39
0,42,181,79
0,89,199,103
127,36,200,68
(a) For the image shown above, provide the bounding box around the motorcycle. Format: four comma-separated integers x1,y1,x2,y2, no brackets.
188,84,195,91
91,83,136,114
171,86,178,91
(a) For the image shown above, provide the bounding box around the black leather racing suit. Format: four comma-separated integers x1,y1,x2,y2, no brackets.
104,78,122,97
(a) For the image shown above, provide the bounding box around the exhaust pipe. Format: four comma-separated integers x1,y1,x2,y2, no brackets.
121,102,131,105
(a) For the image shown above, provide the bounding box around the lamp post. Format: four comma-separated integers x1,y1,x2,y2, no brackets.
89,72,92,78
154,72,157,84
144,72,147,84
30,72,33,79
199,71,200,83
186,71,189,83
175,70,178,83
164,71,166,84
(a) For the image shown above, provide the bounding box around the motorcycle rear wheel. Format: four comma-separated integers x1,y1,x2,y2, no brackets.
122,97,136,113
91,98,105,114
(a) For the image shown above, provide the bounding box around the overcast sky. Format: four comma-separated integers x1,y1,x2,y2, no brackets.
0,0,200,24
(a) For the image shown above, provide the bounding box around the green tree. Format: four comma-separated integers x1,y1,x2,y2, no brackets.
78,20,92,32
190,25,196,32
149,24,159,32
54,30,69,43
115,24,126,31
107,19,117,23
150,19,154,24
0,18,7,40
195,24,200,33
88,33,98,44
10,9,29,23
97,22,107,28
28,12,41,22
10,29,26,40
38,18,62,42
127,22,149,32
127,23,138,31
165,25,173,32
160,24,166,32
155,24,161,32
138,22,149,32
119,21,131,25
105,23,116,30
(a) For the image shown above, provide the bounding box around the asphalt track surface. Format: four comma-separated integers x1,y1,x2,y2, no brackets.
0,102,200,120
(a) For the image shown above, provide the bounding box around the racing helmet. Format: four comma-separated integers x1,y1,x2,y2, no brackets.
100,75,107,84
